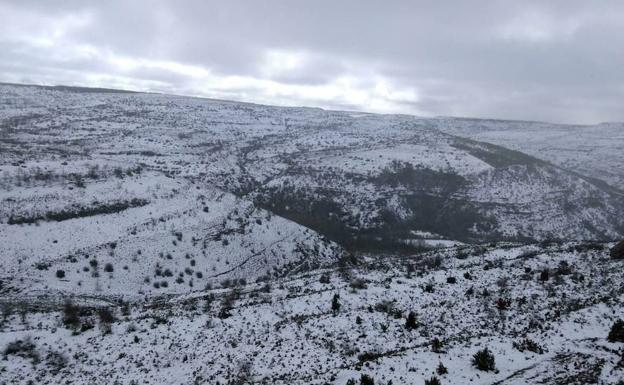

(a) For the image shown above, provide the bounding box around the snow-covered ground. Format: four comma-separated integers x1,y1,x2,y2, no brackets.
1,84,624,384
1,242,623,384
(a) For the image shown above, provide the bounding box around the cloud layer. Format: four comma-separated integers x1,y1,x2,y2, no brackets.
1,0,623,123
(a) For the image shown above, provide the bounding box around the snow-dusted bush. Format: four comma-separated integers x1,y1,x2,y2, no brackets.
425,376,441,385
3,337,39,364
359,374,374,385
611,240,624,259
513,338,544,354
431,338,444,353
405,311,418,330
472,347,496,371
331,293,341,315
350,277,368,290
608,319,624,342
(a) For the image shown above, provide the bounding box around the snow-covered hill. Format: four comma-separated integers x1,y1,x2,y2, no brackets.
1,84,622,254
0,167,340,298
2,84,624,385
433,117,624,191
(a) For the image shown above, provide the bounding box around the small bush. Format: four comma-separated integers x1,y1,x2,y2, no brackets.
611,240,624,260
431,337,444,353
358,351,383,363
406,311,418,330
350,278,368,290
425,376,441,385
608,319,624,342
98,307,115,324
332,293,341,315
513,338,544,354
446,276,457,284
472,347,496,371
496,298,510,311
56,270,65,279
436,362,448,375
360,374,374,385
104,263,114,273
3,337,39,364
62,301,81,331
319,273,331,284
98,307,115,335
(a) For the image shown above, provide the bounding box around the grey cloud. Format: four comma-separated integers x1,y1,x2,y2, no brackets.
1,0,623,123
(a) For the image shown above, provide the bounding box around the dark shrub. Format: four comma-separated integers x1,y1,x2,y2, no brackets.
357,351,383,363
3,337,39,364
611,240,624,260
406,311,418,330
56,270,65,279
436,362,448,375
218,292,237,319
360,374,374,385
319,273,331,284
431,337,444,353
104,263,114,273
472,347,495,371
98,307,115,324
98,307,115,335
350,278,368,290
62,301,81,331
425,376,441,385
332,293,341,315
446,276,457,284
556,260,573,275
513,338,544,354
496,298,510,311
608,319,624,342
539,269,549,282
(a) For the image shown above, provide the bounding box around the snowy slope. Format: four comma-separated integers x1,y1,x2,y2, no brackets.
1,242,623,384
2,83,623,251
433,117,624,191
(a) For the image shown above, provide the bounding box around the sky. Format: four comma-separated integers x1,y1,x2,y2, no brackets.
1,0,623,124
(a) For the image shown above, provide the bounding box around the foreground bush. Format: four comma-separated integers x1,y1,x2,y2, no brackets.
472,347,496,371
3,337,40,364
611,240,624,259
608,319,624,342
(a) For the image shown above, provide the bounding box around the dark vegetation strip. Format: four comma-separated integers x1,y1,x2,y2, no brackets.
6,198,149,225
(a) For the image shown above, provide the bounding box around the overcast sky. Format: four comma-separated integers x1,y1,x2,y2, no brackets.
1,1,623,124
